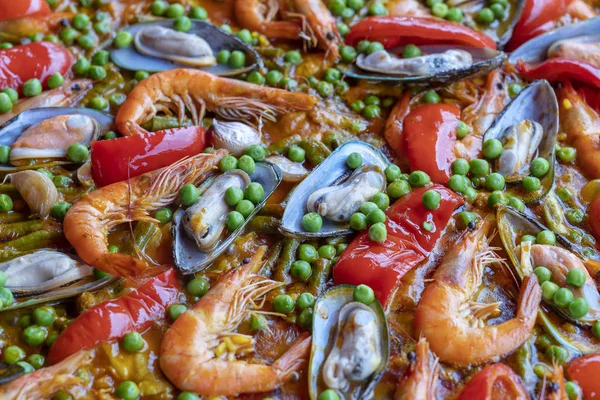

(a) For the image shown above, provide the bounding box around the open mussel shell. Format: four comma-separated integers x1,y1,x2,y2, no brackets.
172,161,282,275
508,16,600,64
309,285,389,400
483,80,558,203
343,45,505,85
110,20,262,76
280,141,389,239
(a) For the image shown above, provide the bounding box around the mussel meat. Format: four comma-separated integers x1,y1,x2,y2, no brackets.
547,35,600,67
265,155,308,183
210,119,261,156
495,120,543,179
356,49,473,76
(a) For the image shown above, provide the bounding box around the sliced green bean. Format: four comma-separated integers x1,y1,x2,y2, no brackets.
0,228,65,252
0,220,44,241
0,212,27,224
308,258,332,296
259,240,283,277
247,216,280,235
141,116,192,132
514,338,536,390
300,137,331,166
0,184,18,195
326,236,349,246
273,238,299,285
126,221,161,255
267,134,302,155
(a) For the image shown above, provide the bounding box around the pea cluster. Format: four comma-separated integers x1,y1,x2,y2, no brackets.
425,0,465,22
350,95,396,120
475,0,509,25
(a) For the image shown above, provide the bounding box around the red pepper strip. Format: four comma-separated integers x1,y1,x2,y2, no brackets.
589,195,600,242
404,103,459,185
567,354,600,399
0,42,74,94
345,16,497,50
516,59,600,90
47,269,180,365
456,364,530,400
505,0,574,51
333,186,463,305
0,0,50,22
91,126,207,187
384,91,411,160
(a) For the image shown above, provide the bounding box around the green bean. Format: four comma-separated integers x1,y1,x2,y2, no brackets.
246,216,280,235
326,236,349,246
259,240,283,277
0,220,44,241
300,137,331,166
0,228,65,251
540,193,569,236
0,249,34,262
273,238,299,285
0,184,18,195
308,258,332,296
82,65,124,104
140,116,192,132
127,221,161,255
267,134,302,155
258,204,284,218
514,338,536,389
322,131,356,150
0,212,27,224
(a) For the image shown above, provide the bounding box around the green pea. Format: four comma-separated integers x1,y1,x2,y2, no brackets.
168,304,187,321
508,83,522,98
488,190,507,208
485,172,505,191
288,146,306,163
323,68,342,83
219,155,238,172
541,280,559,302
592,321,600,339
522,176,541,192
297,293,315,310
358,202,377,216
327,0,346,16
534,266,552,284
449,175,468,193
367,209,386,225
454,121,470,139
284,50,303,65
134,70,149,81
354,284,375,305
3,346,25,364
366,41,385,54
363,104,381,119
46,72,65,90
402,44,421,58
94,268,112,280
189,6,208,20
52,389,73,400
457,211,479,229
264,70,283,87
349,212,366,230
89,96,108,110
302,212,323,232
23,325,47,346
450,159,469,176
318,245,336,259
238,155,256,174
317,81,333,97
73,13,90,30
528,157,550,177
422,190,441,210
150,207,172,225
508,196,525,212
299,307,313,329
51,201,71,219
179,184,200,206
344,152,362,169
423,90,440,104
108,245,119,253
368,222,387,243
223,187,243,207
347,0,364,9
409,171,430,187
482,139,503,159
0,194,13,212
246,71,265,85
33,306,56,327
186,277,209,297
122,332,144,352
298,244,318,263
229,50,246,68
177,392,200,400
368,2,388,15
274,294,294,313
546,345,568,364
364,95,380,106
27,354,44,370
2,88,18,103
371,192,390,210
22,79,42,97
220,24,233,34
60,27,79,44
216,49,231,65
250,314,267,331
470,159,489,177
235,29,253,44
244,182,264,204
115,381,140,400
557,147,576,163
0,270,6,287
384,166,401,182
476,7,495,23
565,381,582,400
291,260,312,281
569,297,589,319
336,243,348,255
226,211,245,231
566,268,586,288
94,21,111,35
319,389,341,400
245,145,265,161
165,3,185,17
73,58,91,76
356,40,371,54
553,287,574,308
537,230,556,245
566,209,584,225
66,143,89,163
114,31,133,48
431,2,449,17
340,45,357,63
0,93,12,114
446,7,463,22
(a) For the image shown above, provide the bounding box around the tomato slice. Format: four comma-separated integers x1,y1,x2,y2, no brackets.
567,354,600,399
46,269,180,365
0,42,74,94
0,0,50,22
333,185,463,305
403,103,460,185
91,126,207,187
457,364,530,400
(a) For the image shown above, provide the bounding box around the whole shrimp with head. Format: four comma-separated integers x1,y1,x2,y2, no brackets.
414,218,542,365
115,68,318,136
160,247,311,396
63,150,227,277
394,337,439,400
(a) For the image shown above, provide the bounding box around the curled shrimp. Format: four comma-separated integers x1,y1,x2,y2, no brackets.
63,150,226,277
414,218,542,365
160,247,311,396
394,338,439,400
0,12,73,39
292,0,342,61
0,350,94,399
114,69,318,136
235,0,303,40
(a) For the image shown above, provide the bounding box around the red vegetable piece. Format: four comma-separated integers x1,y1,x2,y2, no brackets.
0,42,74,94
567,354,600,399
345,16,497,50
47,269,180,365
384,91,411,160
333,185,463,305
516,59,600,90
0,0,50,22
456,363,530,400
506,0,574,51
91,126,207,187
589,195,600,242
404,103,460,185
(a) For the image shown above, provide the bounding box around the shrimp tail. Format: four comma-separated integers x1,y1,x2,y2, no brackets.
272,333,312,382
517,275,542,322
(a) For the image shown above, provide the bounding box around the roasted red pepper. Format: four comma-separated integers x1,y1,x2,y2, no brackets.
345,16,497,50
567,354,600,399
456,363,529,400
0,42,74,94
91,126,207,187
384,91,411,161
506,0,574,51
516,59,600,90
403,103,459,185
47,269,180,365
333,185,463,305
0,0,50,22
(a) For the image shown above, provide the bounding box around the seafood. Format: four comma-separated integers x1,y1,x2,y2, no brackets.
547,36,600,67
114,69,318,136
414,218,542,365
210,119,261,156
265,154,308,182
9,171,58,217
234,0,302,40
394,338,439,400
63,151,226,277
160,248,311,396
387,0,431,17
356,49,473,76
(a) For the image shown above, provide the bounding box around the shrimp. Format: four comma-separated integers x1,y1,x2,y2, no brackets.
557,81,600,179
0,79,92,126
114,69,318,136
394,338,439,400
540,364,568,400
292,0,342,61
456,70,508,160
63,150,226,277
384,91,412,162
414,218,542,365
160,247,311,396
235,0,302,40
548,41,600,68
0,12,73,38
0,350,94,399
566,0,597,19
387,0,431,17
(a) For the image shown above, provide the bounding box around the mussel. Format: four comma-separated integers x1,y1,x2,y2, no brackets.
482,80,558,203
209,119,261,156
509,16,600,65
265,155,309,183
0,107,113,167
9,170,59,217
280,141,389,239
172,161,282,274
110,20,262,76
309,286,389,400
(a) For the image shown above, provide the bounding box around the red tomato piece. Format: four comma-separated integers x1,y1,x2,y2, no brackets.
47,269,180,365
456,363,530,400
0,0,50,22
91,126,207,187
403,103,460,185
345,16,497,49
333,185,463,305
567,354,600,399
516,59,600,90
0,42,74,94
